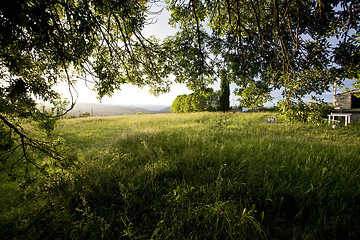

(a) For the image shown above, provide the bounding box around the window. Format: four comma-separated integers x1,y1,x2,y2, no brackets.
351,95,360,109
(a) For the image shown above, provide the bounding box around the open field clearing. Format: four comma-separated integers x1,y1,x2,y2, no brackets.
1,112,360,239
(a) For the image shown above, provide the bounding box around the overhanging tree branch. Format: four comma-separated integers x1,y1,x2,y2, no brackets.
0,113,72,177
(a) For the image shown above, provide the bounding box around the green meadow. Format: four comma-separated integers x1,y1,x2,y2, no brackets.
1,112,360,239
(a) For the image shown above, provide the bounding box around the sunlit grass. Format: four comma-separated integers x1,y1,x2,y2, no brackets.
1,111,360,239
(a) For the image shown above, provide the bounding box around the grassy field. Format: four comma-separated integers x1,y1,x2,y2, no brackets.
1,112,360,239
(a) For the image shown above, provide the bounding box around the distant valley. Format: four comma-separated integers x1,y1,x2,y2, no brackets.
66,103,171,116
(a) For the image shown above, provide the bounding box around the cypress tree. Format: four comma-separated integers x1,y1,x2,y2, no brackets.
219,70,230,111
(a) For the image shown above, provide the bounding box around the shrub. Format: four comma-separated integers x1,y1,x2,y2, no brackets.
79,112,91,118
278,98,332,123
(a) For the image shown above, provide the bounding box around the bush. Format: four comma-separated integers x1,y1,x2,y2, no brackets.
79,112,91,118
278,98,332,123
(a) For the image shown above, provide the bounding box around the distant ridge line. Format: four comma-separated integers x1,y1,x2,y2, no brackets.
66,103,171,116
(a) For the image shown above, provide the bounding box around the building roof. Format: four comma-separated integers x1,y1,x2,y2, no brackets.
336,89,360,95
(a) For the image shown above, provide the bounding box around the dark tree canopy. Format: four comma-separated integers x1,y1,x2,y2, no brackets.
2,0,358,118
0,0,169,175
0,0,169,113
165,0,359,109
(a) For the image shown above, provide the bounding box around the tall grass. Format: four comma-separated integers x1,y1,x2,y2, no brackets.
1,112,360,239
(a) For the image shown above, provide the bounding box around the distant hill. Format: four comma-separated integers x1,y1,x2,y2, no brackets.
159,106,171,113
66,103,171,116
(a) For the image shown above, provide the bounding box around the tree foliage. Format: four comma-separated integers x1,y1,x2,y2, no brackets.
0,0,168,174
278,97,332,124
33,106,61,136
236,81,274,109
162,11,214,90
165,0,359,119
171,89,219,113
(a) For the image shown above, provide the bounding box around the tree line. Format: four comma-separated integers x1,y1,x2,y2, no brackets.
171,89,218,113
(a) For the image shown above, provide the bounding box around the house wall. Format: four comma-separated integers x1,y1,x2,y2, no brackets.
336,94,351,109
